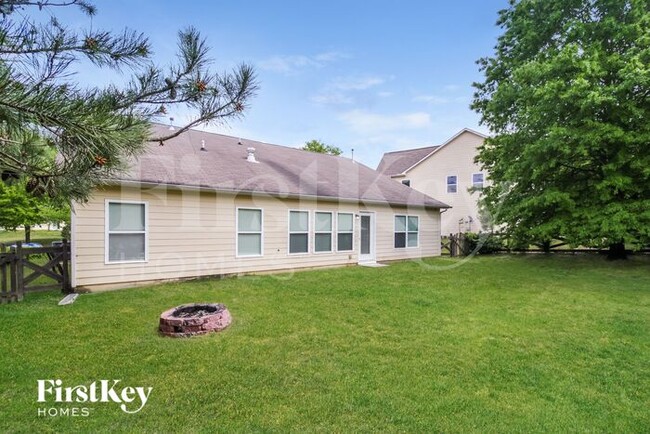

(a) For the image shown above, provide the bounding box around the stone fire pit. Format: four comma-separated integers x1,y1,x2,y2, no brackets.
159,303,232,337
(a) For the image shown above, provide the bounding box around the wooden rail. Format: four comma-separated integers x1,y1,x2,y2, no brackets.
0,240,71,303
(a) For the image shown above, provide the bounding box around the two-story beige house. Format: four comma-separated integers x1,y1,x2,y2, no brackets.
377,128,487,236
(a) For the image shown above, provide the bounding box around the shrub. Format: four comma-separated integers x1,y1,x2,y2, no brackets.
464,232,506,254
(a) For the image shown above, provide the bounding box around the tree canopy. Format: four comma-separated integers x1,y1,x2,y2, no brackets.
0,0,258,202
472,0,650,257
0,180,40,232
301,139,343,156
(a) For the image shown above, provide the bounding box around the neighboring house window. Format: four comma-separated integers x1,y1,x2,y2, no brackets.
314,212,333,253
237,208,263,257
446,175,458,193
401,179,411,187
337,213,354,252
394,215,419,248
106,201,147,263
472,173,484,189
289,210,309,254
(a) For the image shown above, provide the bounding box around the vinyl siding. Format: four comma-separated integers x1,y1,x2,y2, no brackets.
72,185,441,290
403,131,486,235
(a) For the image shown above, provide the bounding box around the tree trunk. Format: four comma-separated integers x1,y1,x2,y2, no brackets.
541,240,551,253
607,241,627,260
24,225,31,243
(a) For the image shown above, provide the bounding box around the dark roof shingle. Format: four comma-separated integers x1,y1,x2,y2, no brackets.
114,125,449,209
376,146,439,176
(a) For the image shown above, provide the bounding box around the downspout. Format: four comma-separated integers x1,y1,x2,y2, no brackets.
69,201,77,289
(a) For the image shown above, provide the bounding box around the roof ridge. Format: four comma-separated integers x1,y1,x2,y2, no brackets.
151,122,353,162
382,144,439,155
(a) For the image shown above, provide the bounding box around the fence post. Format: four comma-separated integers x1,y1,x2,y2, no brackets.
62,239,71,293
460,233,470,256
9,245,16,301
15,241,24,301
450,234,456,257
1,243,6,303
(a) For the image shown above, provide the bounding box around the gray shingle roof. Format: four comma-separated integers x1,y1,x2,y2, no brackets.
113,124,449,209
376,146,439,176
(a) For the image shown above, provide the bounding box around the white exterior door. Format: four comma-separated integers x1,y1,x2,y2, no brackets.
358,212,376,262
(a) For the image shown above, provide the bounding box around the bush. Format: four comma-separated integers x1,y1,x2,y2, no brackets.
464,232,506,254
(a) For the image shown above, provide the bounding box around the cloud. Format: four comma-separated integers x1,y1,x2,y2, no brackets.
412,94,471,105
258,51,349,74
311,75,391,107
339,110,431,134
311,92,354,105
331,75,386,91
443,84,461,92
377,91,393,98
412,94,450,104
313,51,350,62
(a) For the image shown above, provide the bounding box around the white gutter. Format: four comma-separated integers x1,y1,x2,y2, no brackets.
108,179,451,209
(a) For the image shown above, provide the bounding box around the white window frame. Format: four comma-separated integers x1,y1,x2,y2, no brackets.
104,199,148,264
336,212,355,252
288,209,310,255
236,207,264,258
313,211,333,254
394,214,420,249
472,172,484,189
446,175,458,193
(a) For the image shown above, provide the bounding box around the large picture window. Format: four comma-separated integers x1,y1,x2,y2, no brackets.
106,201,147,263
394,215,419,248
237,208,263,257
289,210,309,254
314,212,333,253
337,213,354,251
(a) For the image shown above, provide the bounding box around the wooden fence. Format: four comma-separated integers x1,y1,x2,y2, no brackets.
0,241,71,303
441,233,471,257
442,233,650,257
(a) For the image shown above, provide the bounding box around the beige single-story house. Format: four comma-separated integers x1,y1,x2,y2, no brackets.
71,125,449,290
377,128,487,236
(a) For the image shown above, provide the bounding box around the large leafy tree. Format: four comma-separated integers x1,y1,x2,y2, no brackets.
0,179,69,242
0,180,40,234
472,0,650,258
301,139,343,156
0,0,258,201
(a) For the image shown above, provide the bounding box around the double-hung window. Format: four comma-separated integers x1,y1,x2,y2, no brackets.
106,201,147,263
394,215,419,248
472,173,484,189
446,175,458,193
314,212,333,253
289,210,309,254
336,213,354,251
237,208,263,257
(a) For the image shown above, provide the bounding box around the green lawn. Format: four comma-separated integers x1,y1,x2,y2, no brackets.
0,229,63,246
1,255,649,432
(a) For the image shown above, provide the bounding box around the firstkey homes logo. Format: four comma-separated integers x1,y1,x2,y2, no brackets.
37,379,153,417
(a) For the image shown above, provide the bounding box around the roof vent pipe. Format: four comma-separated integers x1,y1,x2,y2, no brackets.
246,147,259,163
200,140,206,151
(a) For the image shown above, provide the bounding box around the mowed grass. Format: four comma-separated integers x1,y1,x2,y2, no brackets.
0,229,63,246
1,255,648,433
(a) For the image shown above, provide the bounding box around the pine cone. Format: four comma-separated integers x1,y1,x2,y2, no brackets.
25,177,39,193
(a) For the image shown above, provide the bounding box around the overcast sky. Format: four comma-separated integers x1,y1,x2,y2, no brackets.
53,0,508,168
